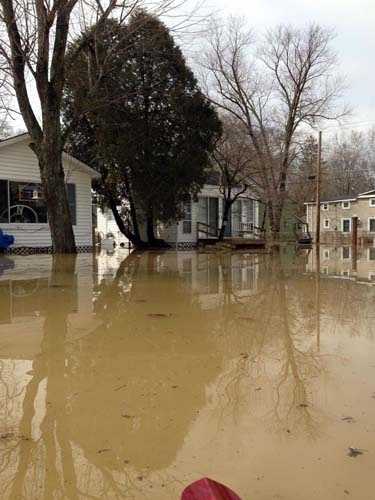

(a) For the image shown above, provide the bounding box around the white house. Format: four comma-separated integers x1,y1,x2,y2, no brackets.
0,133,99,254
96,184,261,249
159,184,261,248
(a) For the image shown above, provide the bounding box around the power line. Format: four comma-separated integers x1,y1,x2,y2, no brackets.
321,119,375,132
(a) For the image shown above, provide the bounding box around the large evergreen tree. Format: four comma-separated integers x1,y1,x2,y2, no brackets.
63,11,221,247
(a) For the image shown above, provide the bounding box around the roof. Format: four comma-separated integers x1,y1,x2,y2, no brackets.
358,189,375,198
304,196,356,205
0,133,100,179
304,187,375,205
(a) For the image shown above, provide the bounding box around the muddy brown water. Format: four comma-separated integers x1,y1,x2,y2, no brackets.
0,247,375,499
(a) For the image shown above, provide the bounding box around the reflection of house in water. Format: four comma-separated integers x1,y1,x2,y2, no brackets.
306,245,375,283
0,254,98,359
167,251,260,309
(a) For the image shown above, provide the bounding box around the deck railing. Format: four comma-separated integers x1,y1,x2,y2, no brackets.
197,221,266,240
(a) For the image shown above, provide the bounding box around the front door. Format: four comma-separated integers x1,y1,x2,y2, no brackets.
232,200,241,236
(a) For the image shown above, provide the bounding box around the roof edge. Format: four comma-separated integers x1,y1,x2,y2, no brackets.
304,197,357,205
0,133,100,179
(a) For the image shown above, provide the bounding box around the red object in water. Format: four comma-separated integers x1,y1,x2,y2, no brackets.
181,478,242,500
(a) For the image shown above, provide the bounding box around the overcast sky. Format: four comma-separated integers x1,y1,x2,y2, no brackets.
8,0,375,135
206,0,375,132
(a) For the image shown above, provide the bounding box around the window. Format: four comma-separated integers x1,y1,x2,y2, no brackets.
369,218,375,233
243,199,254,225
323,249,330,259
0,180,76,225
369,198,375,207
322,203,328,210
182,198,192,234
368,248,375,261
342,247,351,260
8,181,47,223
323,219,330,229
342,218,351,233
198,197,208,225
368,272,375,282
342,201,351,209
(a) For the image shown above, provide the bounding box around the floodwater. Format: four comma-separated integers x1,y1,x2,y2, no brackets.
0,246,375,500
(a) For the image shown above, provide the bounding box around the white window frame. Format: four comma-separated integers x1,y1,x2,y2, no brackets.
323,249,330,259
323,219,330,229
0,178,76,226
342,201,351,209
322,203,329,211
368,217,375,233
341,218,351,233
368,272,375,282
369,198,375,207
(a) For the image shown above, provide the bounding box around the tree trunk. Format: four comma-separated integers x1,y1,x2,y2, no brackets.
268,196,283,240
37,146,77,253
218,198,232,241
108,196,147,249
128,191,141,243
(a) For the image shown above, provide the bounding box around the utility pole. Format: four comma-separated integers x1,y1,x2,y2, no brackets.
352,216,358,272
315,131,322,246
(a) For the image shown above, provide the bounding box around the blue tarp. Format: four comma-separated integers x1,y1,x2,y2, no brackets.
0,229,15,249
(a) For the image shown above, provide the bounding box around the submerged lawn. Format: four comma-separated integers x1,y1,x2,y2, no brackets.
0,248,374,499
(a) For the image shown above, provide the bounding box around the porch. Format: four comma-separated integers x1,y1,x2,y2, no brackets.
196,196,265,248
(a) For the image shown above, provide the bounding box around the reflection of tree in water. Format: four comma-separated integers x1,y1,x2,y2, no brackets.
211,251,328,440
0,255,79,499
0,252,225,499
73,252,223,470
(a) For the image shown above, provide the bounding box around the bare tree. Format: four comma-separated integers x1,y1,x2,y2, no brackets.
323,130,375,198
202,18,348,239
211,115,259,240
0,0,197,253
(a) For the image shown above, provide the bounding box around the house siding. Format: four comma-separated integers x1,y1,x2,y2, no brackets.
306,195,375,244
0,141,94,249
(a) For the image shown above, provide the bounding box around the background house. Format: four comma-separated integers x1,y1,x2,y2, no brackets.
96,184,261,249
0,134,99,254
305,190,375,245
158,184,261,248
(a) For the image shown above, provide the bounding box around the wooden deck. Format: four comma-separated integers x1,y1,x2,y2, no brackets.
225,238,266,249
196,222,266,250
198,237,266,250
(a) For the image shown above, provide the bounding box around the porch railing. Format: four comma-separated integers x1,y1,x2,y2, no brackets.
197,221,266,240
232,222,266,238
